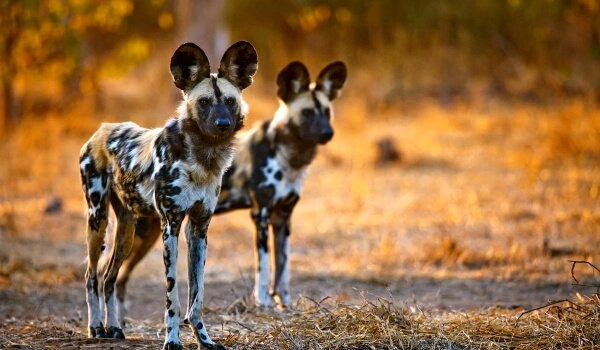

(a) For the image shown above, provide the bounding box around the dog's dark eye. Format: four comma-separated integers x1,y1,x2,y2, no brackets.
199,98,210,106
225,98,235,106
301,109,315,118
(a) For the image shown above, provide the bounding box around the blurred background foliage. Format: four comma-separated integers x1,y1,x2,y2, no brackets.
227,0,600,105
1,0,599,128
0,0,175,126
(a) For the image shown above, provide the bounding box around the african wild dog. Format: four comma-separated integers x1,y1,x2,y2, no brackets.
113,60,348,311
79,41,258,350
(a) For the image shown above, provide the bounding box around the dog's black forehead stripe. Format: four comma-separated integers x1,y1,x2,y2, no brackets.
211,76,222,101
311,91,321,109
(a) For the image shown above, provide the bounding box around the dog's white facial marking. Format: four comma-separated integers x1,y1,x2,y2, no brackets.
240,99,249,117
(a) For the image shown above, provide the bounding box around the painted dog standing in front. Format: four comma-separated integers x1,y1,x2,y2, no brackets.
112,61,347,314
79,41,258,350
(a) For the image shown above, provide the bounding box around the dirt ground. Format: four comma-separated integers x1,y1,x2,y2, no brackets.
1,98,599,349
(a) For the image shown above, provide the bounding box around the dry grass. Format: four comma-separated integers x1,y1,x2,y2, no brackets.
226,295,600,350
1,293,599,349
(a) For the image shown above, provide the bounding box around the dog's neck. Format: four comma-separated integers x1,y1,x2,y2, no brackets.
172,117,235,176
268,120,318,170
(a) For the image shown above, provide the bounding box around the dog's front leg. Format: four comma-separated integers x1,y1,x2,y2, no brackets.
161,214,184,350
184,203,224,350
270,194,298,308
251,206,273,307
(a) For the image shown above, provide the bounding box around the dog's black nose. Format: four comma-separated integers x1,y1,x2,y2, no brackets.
319,129,334,143
215,117,231,131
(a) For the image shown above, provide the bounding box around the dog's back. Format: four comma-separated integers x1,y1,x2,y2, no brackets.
80,122,162,216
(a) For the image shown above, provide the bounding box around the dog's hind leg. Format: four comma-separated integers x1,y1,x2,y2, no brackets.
116,216,161,325
80,151,111,338
102,205,137,339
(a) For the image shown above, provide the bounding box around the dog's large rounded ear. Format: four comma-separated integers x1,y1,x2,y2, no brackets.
315,61,347,101
170,43,211,92
276,61,310,103
218,41,258,91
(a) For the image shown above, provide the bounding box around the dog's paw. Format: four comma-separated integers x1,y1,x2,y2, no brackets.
106,326,125,339
163,341,184,350
273,293,291,309
89,325,107,338
254,292,275,308
201,341,226,350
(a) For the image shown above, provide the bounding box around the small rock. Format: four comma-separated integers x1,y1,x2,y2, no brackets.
44,195,63,214
375,137,402,166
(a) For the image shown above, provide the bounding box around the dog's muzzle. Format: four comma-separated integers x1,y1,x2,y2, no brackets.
318,128,334,144
215,117,232,132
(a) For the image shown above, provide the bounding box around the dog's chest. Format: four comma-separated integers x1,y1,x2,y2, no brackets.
154,160,221,213
258,156,307,201
110,157,221,216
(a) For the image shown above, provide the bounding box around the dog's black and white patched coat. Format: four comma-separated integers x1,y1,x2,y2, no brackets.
115,61,347,311
79,41,257,350
218,61,347,306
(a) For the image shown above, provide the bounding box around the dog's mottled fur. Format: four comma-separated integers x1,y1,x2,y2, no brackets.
79,41,257,350
112,61,347,313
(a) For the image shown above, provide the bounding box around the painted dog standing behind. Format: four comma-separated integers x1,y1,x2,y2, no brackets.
114,61,347,313
79,41,258,350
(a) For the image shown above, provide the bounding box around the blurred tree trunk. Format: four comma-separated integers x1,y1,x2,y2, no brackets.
1,72,21,128
1,31,21,128
175,0,229,68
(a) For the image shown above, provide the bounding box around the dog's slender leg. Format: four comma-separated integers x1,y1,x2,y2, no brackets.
85,211,109,338
116,217,161,325
251,206,273,307
81,154,110,338
102,206,137,339
161,215,184,350
270,213,291,307
184,204,224,350
270,195,299,308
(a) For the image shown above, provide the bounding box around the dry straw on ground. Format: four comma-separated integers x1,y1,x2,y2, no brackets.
1,293,598,349
220,292,600,350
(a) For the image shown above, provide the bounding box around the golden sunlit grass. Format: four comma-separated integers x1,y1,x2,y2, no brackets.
220,295,600,349
1,293,599,349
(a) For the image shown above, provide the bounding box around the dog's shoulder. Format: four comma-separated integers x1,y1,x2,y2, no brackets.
249,120,275,155
155,118,185,160
225,120,272,187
